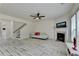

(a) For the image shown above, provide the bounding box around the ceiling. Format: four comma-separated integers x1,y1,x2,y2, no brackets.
0,3,74,20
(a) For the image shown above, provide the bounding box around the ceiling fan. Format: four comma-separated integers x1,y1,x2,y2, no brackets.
30,13,45,20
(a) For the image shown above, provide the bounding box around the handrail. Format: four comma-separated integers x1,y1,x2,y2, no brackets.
13,23,26,33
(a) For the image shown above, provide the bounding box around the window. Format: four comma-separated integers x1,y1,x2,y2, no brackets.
71,10,79,46
71,14,76,42
77,10,79,44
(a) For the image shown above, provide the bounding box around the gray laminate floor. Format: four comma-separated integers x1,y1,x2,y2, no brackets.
0,38,69,56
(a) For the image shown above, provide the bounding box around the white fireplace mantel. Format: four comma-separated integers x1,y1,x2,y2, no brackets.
55,27,68,42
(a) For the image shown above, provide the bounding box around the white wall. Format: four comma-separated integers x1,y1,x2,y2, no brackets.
34,19,70,41
34,20,55,39
20,21,36,39
33,18,70,41
13,21,24,32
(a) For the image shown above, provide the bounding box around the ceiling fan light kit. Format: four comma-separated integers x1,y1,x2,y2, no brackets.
36,17,39,20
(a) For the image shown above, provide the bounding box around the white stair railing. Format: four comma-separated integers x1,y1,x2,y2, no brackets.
13,23,26,38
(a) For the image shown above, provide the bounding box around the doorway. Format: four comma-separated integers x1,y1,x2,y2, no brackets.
0,22,2,40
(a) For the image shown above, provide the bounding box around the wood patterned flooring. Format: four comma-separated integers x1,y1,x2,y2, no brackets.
0,38,69,56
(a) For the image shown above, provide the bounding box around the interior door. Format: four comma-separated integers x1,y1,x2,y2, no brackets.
0,22,2,40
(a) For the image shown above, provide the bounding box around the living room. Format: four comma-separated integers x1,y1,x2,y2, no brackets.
0,3,78,56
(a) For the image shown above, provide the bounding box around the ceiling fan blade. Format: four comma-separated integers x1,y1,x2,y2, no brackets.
40,16,45,17
30,15,35,17
33,17,37,19
30,13,45,20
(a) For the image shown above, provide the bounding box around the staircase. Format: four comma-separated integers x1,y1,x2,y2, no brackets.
13,23,26,39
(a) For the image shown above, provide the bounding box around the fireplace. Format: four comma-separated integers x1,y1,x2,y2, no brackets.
57,33,65,42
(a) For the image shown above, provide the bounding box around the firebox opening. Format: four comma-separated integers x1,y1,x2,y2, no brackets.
57,33,65,42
